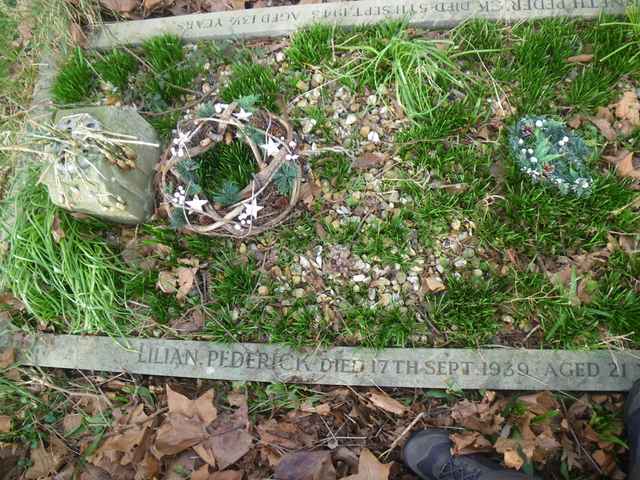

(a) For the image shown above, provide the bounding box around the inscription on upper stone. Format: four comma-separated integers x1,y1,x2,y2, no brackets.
91,0,635,48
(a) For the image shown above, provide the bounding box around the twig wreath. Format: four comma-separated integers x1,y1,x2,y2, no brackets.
157,100,302,237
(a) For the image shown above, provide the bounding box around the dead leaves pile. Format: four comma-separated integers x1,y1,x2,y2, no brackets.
445,391,626,478
80,386,250,479
1,378,630,479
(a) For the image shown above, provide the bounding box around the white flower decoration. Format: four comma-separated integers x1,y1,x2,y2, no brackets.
260,138,281,157
185,195,208,212
233,108,253,122
243,198,264,219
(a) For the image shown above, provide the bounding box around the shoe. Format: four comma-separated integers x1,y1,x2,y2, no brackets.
402,430,537,479
625,379,640,479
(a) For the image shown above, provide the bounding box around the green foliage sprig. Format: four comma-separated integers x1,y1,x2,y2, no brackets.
273,161,299,196
509,116,594,197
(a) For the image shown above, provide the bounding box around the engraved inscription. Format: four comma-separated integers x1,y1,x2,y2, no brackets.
131,344,640,385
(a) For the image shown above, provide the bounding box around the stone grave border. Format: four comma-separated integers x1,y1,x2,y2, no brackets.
4,0,637,390
4,330,640,391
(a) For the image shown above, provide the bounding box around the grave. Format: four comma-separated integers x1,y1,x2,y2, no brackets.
6,0,638,393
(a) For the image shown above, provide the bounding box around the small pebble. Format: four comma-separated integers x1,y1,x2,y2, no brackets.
258,286,269,296
344,114,358,126
454,258,467,269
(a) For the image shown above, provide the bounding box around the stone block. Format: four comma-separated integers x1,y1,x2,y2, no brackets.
41,106,160,224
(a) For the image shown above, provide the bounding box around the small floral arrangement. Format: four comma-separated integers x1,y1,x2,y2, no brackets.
156,99,302,237
509,116,594,197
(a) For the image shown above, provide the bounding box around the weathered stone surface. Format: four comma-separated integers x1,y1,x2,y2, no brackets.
41,106,160,225
91,0,632,48
9,332,640,391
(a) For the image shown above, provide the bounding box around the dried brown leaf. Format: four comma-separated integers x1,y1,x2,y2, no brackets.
0,348,15,369
211,472,243,480
143,0,169,10
590,117,617,141
192,464,210,480
194,442,216,467
25,438,67,479
170,306,205,333
274,451,336,480
566,54,594,63
157,270,178,294
0,416,10,433
52,215,65,243
166,385,217,425
154,413,208,457
258,419,314,450
366,391,407,416
503,449,525,470
100,0,138,12
354,152,388,170
616,150,640,179
614,91,640,126
176,266,197,301
450,432,493,455
69,22,87,48
204,400,253,469
63,414,82,434
343,449,392,480
300,401,332,416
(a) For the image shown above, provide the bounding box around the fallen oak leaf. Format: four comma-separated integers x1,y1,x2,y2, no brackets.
176,265,198,301
343,449,392,480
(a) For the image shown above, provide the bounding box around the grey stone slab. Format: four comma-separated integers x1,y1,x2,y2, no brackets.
91,0,635,48
8,332,640,391
40,106,161,225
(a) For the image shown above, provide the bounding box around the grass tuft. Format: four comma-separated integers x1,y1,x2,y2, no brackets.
52,47,94,104
287,23,335,68
93,49,138,91
141,34,197,107
221,61,280,111
1,169,136,337
337,21,466,120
